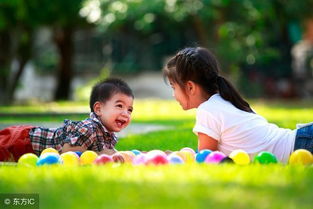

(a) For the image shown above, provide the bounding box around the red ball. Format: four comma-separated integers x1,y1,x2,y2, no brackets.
145,154,169,165
94,154,113,165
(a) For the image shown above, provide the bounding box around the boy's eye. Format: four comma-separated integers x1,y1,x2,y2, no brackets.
128,108,133,113
116,104,123,108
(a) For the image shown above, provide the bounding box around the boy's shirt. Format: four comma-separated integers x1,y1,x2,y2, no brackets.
29,112,117,155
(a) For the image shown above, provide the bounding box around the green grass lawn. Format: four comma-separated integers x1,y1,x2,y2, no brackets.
0,99,313,209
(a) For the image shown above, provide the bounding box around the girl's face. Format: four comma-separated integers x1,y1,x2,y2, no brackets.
94,93,134,132
170,81,209,110
170,82,192,110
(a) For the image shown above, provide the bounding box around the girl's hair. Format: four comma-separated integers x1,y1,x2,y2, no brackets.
163,47,254,113
89,78,134,112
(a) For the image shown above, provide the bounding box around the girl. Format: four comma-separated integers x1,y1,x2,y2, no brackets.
163,47,313,163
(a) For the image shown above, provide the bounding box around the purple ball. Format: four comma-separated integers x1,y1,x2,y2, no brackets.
204,151,226,164
167,154,184,164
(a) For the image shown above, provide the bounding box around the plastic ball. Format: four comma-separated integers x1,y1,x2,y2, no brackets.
60,152,80,166
74,151,83,157
220,156,234,164
289,149,313,165
80,151,98,165
254,151,278,164
176,151,195,163
204,151,226,164
167,153,184,164
145,154,169,165
18,153,38,167
36,153,61,166
229,149,250,165
94,154,113,165
118,151,135,163
132,153,147,165
180,147,196,155
131,150,141,156
195,149,212,163
41,148,59,156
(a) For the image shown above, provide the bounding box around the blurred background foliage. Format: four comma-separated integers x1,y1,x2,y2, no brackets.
0,0,313,104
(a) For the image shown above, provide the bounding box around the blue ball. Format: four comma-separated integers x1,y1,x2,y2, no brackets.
131,150,141,156
168,155,184,164
36,153,61,166
196,149,212,163
74,151,83,157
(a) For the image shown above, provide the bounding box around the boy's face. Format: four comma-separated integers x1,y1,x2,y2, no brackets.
94,93,134,132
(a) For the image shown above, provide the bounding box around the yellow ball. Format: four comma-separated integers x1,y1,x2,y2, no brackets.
176,151,195,163
61,152,80,166
41,148,59,156
80,151,98,165
289,149,313,165
18,153,38,167
229,149,250,165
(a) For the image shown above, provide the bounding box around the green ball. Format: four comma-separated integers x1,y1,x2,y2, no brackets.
18,153,39,167
254,151,278,164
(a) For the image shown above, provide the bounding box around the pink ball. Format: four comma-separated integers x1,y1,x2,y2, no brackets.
204,151,226,164
132,153,147,165
94,154,113,165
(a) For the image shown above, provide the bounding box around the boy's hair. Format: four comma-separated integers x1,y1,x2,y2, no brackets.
89,78,134,112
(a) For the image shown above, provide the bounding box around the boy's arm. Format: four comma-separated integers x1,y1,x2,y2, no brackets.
197,132,218,151
61,143,87,153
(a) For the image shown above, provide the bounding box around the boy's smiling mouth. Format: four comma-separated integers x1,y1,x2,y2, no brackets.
116,119,126,128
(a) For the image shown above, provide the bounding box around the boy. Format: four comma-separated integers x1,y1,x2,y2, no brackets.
0,78,134,162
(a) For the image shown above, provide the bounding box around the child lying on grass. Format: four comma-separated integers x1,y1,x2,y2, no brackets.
0,78,134,162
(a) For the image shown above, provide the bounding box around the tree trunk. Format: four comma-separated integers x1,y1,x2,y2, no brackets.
7,28,33,102
191,15,209,47
0,31,12,105
53,26,74,100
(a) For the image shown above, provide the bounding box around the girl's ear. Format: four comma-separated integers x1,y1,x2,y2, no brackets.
186,81,196,95
93,101,102,116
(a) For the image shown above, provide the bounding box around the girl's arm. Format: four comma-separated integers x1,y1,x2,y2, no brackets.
198,132,218,151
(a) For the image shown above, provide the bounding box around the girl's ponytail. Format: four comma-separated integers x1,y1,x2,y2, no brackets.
217,76,254,113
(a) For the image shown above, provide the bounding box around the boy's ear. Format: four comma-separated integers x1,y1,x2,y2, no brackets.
93,101,102,116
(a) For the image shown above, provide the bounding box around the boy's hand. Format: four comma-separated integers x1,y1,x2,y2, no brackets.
112,153,125,163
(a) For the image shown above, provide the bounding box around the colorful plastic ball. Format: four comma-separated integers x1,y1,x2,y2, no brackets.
80,151,98,165
18,153,39,167
176,151,195,163
180,147,196,155
145,154,169,165
131,150,141,156
118,151,135,163
195,149,212,163
60,152,80,166
146,150,167,158
94,154,113,165
36,153,61,166
289,149,313,165
167,154,184,164
229,149,250,165
74,151,83,157
254,151,278,164
132,153,147,165
204,151,226,164
220,156,234,164
41,148,59,156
